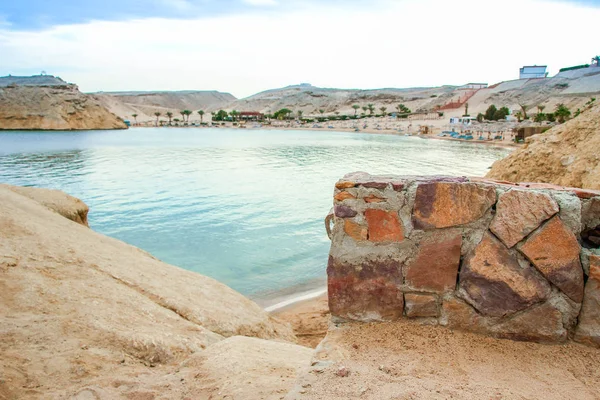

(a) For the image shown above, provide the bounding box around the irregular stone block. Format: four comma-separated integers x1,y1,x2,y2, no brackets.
344,220,367,241
491,303,567,343
335,181,356,189
440,297,486,333
405,231,462,293
404,293,438,318
574,255,600,348
327,257,403,321
490,190,559,248
365,209,404,243
364,195,385,203
334,191,356,202
412,182,496,230
334,205,357,218
361,182,389,189
459,232,550,317
519,216,584,303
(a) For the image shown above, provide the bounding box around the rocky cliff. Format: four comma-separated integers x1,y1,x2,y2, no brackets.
487,101,600,190
0,83,127,130
0,185,311,399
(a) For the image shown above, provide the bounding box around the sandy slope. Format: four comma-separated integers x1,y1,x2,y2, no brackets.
487,101,600,189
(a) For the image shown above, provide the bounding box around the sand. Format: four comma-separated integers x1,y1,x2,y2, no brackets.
272,294,330,348
288,317,600,400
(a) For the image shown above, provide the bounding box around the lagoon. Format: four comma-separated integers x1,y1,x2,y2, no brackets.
0,128,511,304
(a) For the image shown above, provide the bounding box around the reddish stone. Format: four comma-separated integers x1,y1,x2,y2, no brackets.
335,181,356,189
334,205,357,218
364,195,385,203
574,255,600,348
344,220,367,241
572,189,600,200
404,293,438,318
492,303,567,343
490,190,559,248
334,191,356,202
361,181,389,189
327,256,404,321
365,209,404,242
519,216,584,303
412,182,496,230
440,297,486,334
405,231,462,293
459,232,550,317
391,182,405,191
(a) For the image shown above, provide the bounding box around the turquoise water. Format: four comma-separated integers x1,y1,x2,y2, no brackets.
0,128,511,299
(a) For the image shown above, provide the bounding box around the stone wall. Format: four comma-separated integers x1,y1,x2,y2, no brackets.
326,172,600,346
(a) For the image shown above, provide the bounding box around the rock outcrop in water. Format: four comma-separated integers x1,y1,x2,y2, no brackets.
487,101,600,190
0,185,310,399
0,76,127,130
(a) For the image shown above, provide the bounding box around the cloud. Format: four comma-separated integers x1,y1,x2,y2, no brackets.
0,0,598,98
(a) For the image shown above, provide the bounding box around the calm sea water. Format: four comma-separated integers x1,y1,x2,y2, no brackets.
0,128,511,301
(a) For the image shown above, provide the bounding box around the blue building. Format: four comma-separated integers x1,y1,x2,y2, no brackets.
519,65,548,79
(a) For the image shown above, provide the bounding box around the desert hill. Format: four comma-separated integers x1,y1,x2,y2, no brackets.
0,76,127,130
94,90,236,122
487,99,600,190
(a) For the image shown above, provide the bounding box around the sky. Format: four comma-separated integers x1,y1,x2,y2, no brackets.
0,0,599,98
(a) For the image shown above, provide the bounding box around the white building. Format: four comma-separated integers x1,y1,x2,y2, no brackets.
519,65,548,79
458,83,488,90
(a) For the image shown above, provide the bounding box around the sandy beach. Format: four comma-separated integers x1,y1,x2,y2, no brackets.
272,293,330,348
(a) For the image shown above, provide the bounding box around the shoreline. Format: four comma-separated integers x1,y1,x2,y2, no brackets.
127,125,522,149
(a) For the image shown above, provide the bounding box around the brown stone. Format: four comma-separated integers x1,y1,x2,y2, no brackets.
361,182,389,189
405,231,462,293
364,195,385,203
327,257,404,321
574,256,600,348
334,205,357,218
440,297,486,334
404,293,438,318
391,182,405,191
412,182,496,230
335,181,356,189
492,303,567,343
490,190,559,248
365,209,404,243
519,216,584,303
344,220,367,241
334,191,356,202
459,232,550,317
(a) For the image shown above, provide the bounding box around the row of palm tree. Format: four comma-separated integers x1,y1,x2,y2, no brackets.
132,110,207,125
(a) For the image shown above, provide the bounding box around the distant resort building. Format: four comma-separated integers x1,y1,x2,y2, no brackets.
239,111,264,121
519,65,548,79
457,83,488,90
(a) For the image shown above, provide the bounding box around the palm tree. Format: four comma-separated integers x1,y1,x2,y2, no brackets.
554,103,571,123
537,105,546,114
297,110,304,119
166,112,173,125
180,111,186,122
367,103,375,115
514,111,523,122
352,104,360,116
519,104,529,120
334,111,340,116
154,112,161,126
319,109,325,116
464,103,469,117
380,107,387,116
362,106,368,114
197,110,205,123
132,114,138,125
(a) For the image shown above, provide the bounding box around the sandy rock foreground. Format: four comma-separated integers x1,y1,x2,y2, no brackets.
0,185,311,399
